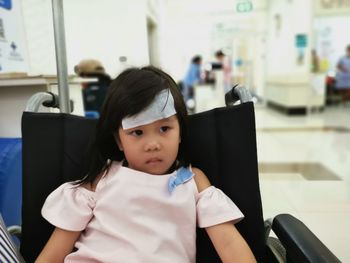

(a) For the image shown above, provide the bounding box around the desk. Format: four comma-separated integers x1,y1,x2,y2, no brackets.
266,75,325,115
0,75,94,137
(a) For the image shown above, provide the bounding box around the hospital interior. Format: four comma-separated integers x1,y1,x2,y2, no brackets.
0,0,350,262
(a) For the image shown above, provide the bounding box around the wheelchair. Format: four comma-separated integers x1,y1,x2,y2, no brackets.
0,86,341,262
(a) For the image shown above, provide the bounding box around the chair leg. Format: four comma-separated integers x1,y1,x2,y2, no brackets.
345,89,350,102
339,89,350,105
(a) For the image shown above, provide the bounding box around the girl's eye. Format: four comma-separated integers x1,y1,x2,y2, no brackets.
160,126,170,133
130,130,143,136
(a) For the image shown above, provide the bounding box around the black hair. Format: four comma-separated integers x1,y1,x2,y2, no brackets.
215,50,225,57
80,66,189,184
192,55,202,64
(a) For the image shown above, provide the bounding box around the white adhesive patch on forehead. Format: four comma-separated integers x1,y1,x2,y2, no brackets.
122,89,176,130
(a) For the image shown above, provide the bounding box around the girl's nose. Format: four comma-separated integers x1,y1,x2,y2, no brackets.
144,141,161,151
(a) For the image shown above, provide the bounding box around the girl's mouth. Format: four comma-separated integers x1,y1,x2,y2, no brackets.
146,158,162,164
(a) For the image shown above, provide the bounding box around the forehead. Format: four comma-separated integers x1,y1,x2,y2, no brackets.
122,115,178,131
143,115,178,126
121,89,176,130
158,115,178,123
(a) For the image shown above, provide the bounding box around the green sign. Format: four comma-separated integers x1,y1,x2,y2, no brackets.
236,1,253,12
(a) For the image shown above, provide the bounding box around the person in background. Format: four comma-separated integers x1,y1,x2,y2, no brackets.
182,55,202,103
74,59,112,115
335,45,350,103
215,50,232,93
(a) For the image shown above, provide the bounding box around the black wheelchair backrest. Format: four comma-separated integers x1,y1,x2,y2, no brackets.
21,102,266,262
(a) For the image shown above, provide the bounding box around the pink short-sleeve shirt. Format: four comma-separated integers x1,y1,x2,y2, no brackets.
42,162,243,263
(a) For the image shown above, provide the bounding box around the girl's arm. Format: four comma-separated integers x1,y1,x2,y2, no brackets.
35,227,81,263
206,222,256,263
193,167,257,263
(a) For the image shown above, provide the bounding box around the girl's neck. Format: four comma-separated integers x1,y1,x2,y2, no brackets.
122,159,178,174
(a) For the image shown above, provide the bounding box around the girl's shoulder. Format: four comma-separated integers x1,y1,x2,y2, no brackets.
81,161,122,192
191,167,211,193
81,173,104,192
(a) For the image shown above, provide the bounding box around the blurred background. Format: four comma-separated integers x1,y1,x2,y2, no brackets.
0,0,349,261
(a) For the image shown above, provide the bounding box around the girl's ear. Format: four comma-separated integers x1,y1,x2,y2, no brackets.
114,133,123,151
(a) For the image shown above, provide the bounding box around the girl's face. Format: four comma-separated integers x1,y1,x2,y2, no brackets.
117,115,181,175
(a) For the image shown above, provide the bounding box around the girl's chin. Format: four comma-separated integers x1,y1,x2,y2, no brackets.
130,161,173,175
144,165,170,175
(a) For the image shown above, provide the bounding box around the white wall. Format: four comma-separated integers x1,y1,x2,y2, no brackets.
0,0,29,72
266,0,313,80
158,5,213,82
21,0,150,77
264,0,319,109
21,0,57,75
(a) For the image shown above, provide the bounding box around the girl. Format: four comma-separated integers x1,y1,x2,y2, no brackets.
36,66,256,263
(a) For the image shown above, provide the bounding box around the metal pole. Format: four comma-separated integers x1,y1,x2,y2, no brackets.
52,0,70,113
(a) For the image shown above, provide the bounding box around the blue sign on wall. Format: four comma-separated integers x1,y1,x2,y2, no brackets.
0,0,12,10
295,34,308,48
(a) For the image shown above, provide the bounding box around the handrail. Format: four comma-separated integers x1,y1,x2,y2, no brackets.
25,92,58,112
225,85,253,105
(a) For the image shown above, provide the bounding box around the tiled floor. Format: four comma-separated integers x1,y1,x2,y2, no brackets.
255,105,350,262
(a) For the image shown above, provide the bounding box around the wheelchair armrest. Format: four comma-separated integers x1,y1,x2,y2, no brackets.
8,225,22,240
272,214,341,263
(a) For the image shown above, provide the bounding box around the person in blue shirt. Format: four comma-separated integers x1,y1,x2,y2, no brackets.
335,45,350,102
182,55,202,102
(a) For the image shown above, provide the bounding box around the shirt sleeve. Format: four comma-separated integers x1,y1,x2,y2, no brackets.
196,186,244,228
41,182,96,231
